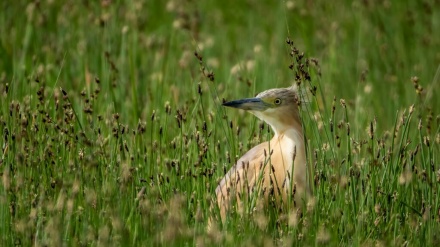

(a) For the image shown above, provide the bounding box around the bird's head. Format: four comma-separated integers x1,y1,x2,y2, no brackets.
223,86,303,135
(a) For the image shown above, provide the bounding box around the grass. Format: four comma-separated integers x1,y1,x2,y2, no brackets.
1,0,440,246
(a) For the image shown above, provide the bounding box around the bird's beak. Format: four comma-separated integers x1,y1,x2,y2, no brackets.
222,97,267,111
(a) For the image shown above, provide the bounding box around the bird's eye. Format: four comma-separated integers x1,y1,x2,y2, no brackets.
274,98,282,105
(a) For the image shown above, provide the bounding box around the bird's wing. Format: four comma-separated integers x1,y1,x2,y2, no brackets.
215,142,268,193
214,142,270,218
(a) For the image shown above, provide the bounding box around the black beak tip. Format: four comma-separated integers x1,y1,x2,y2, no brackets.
221,98,230,106
222,100,235,107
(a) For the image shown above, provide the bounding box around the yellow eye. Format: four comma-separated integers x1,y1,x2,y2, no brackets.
274,98,282,105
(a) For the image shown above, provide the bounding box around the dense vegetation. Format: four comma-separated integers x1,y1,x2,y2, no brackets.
1,0,439,246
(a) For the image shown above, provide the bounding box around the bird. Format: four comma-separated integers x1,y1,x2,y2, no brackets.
213,86,310,223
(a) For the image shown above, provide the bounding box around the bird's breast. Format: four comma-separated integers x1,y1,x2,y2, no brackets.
269,129,305,194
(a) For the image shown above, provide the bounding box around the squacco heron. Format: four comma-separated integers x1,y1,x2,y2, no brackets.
214,86,309,222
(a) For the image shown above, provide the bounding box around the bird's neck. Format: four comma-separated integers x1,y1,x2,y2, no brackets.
271,119,308,198
271,117,303,140
270,118,305,167
272,122,304,151
252,109,303,146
